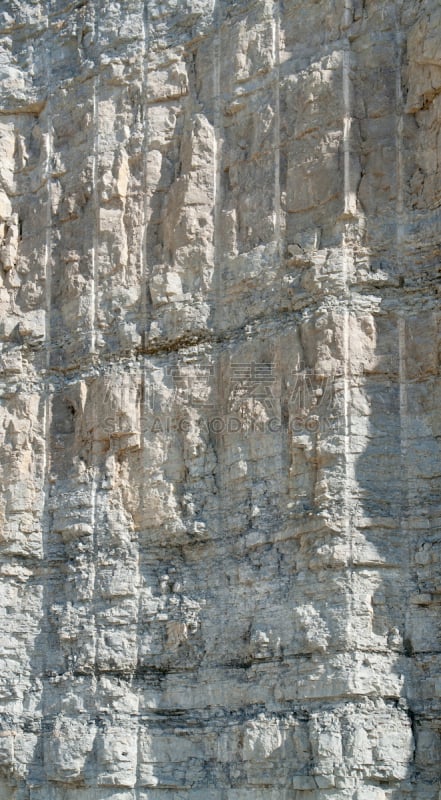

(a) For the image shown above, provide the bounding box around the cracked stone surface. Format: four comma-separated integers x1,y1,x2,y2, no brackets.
0,0,440,798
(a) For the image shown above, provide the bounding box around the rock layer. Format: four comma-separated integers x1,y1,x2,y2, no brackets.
0,0,440,798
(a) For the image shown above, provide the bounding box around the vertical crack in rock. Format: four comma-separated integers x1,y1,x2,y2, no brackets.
36,0,54,793
396,1,414,777
141,0,150,336
90,14,98,357
273,0,281,254
342,0,355,650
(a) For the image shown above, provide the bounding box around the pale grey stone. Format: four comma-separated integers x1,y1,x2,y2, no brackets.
0,0,440,798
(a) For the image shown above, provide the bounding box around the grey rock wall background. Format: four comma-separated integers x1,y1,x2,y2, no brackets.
0,0,440,797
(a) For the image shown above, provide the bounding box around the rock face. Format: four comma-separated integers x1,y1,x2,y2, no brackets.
0,0,440,797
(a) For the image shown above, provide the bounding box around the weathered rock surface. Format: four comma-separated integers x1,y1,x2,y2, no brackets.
0,0,440,797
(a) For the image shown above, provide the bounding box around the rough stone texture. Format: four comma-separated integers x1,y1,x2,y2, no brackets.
0,0,440,798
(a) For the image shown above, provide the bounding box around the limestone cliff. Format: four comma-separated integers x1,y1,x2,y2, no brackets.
0,0,440,798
